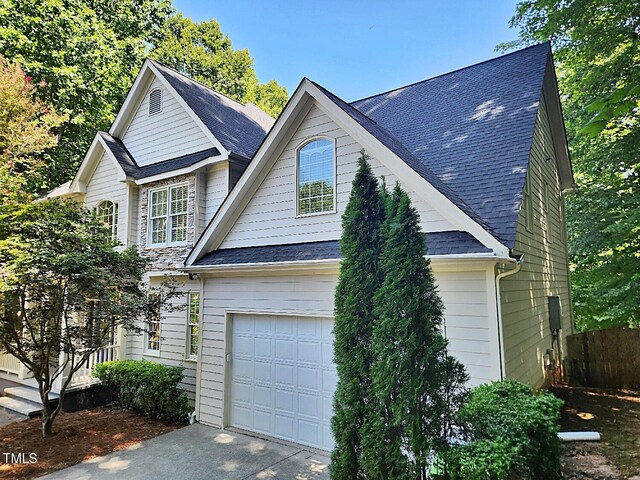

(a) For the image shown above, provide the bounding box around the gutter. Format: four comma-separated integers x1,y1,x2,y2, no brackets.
494,253,525,380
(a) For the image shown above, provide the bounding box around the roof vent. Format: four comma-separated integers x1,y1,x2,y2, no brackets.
148,88,162,116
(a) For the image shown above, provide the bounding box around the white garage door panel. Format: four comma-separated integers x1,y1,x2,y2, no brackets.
230,314,336,451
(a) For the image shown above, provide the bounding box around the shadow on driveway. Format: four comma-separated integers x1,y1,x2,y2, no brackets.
42,423,330,479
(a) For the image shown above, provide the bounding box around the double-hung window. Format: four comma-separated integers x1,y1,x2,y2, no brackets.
148,184,188,246
186,292,200,359
146,293,161,353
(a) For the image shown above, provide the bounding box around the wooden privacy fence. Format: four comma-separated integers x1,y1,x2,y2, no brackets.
566,326,640,389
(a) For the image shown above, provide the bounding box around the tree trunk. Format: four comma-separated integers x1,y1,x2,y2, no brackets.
39,384,53,437
42,413,53,437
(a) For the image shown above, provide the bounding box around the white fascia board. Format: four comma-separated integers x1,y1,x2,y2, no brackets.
145,62,228,157
96,135,128,182
182,253,514,275
305,82,508,256
69,133,129,193
109,60,153,138
133,154,228,186
185,82,315,265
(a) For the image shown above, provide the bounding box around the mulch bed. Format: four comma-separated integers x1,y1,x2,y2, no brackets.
554,385,640,480
0,407,182,479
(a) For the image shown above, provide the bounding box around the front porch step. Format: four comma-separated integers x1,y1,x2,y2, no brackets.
0,386,59,417
0,395,42,417
4,386,58,405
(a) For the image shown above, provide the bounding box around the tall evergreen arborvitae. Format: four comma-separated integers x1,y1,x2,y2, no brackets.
365,184,468,480
330,151,385,479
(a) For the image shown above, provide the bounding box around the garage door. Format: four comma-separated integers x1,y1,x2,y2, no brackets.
230,314,336,451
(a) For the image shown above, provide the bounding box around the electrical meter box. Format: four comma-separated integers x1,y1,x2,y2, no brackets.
548,296,562,330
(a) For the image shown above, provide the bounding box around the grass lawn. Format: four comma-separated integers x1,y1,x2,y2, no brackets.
0,407,182,479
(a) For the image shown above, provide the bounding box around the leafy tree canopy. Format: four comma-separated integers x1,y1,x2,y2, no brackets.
0,3,287,193
150,13,288,117
0,199,178,436
0,55,65,204
503,0,640,330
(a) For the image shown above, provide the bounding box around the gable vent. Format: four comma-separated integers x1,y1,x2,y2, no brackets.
148,88,162,116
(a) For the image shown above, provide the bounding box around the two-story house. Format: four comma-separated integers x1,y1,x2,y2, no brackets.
0,42,574,452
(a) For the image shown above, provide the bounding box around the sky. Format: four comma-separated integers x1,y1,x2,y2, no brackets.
173,1,521,102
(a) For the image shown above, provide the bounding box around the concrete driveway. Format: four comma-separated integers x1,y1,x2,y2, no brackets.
43,423,330,480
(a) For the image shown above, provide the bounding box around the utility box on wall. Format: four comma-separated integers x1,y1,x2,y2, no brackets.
548,296,562,331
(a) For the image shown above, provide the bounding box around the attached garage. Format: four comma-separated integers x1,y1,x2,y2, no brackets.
195,268,501,452
229,313,337,451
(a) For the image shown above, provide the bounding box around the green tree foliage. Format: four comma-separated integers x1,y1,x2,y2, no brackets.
0,0,173,189
504,0,640,329
362,184,468,480
0,3,287,194
0,200,178,436
150,13,288,117
0,56,65,204
330,152,385,479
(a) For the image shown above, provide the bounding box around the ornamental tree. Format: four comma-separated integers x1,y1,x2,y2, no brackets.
0,200,179,437
363,184,468,480
330,151,385,479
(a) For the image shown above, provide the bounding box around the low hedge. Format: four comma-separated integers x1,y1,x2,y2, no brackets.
444,380,564,480
94,359,191,423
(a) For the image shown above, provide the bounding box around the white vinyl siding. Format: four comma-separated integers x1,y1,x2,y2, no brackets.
219,103,455,249
204,163,229,225
197,266,499,428
84,152,128,246
125,277,200,401
500,94,573,389
122,78,213,166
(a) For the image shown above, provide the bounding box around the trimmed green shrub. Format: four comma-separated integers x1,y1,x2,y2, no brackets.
94,359,191,423
444,380,563,480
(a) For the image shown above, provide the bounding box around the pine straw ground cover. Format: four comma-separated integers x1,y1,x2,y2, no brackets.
0,407,181,479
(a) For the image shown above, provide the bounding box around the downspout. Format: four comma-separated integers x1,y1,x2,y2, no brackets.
494,254,525,380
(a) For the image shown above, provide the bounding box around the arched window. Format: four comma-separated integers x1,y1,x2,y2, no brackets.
297,138,335,215
148,88,162,116
96,200,118,240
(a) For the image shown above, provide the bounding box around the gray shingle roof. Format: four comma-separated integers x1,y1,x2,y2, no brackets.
350,43,551,248
150,60,275,160
193,231,491,266
311,80,496,238
98,132,220,180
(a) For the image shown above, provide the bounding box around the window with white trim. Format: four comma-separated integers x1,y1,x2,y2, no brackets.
186,292,200,359
96,200,118,240
146,294,161,352
148,184,189,245
149,88,162,116
297,138,335,215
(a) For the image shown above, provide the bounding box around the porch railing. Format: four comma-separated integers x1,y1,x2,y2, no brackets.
0,352,21,375
68,344,120,387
